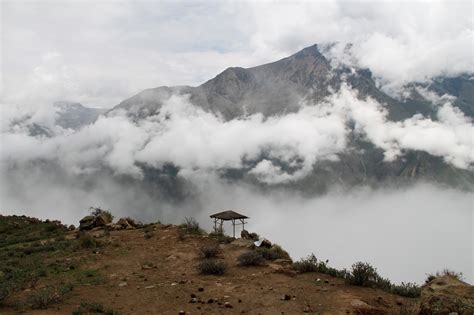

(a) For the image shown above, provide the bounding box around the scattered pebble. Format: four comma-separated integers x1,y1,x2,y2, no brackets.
281,294,291,301
198,287,204,292
118,282,127,287
224,302,233,308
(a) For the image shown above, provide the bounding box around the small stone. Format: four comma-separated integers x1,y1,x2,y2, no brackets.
189,297,198,303
324,279,329,284
224,302,233,308
145,285,155,289
316,278,321,282
238,299,242,303
171,282,178,286
178,311,185,315
224,295,230,299
198,287,204,292
190,293,196,298
303,306,312,313
118,282,127,287
207,298,214,304
281,294,291,301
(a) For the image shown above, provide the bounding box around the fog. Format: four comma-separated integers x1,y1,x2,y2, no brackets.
1,165,472,285
1,84,473,286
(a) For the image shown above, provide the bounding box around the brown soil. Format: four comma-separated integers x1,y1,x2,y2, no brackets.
1,224,420,314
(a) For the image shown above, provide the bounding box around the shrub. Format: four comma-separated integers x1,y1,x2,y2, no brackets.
292,254,319,273
72,302,120,315
346,262,391,291
257,245,291,261
209,232,234,244
200,245,220,258
90,207,114,222
347,262,380,287
197,259,227,275
181,217,203,235
391,282,421,298
78,234,103,249
28,285,72,309
425,269,463,283
238,251,265,266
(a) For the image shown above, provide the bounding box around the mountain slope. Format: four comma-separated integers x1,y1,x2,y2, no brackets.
110,44,472,121
106,44,473,191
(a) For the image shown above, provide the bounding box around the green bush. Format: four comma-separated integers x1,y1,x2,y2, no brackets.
425,269,463,283
197,259,227,275
292,254,319,273
28,285,72,309
346,262,391,291
209,232,234,244
391,282,421,298
78,234,103,249
347,262,380,287
90,207,114,222
238,251,265,266
257,245,291,261
181,217,203,235
72,302,120,315
200,245,220,258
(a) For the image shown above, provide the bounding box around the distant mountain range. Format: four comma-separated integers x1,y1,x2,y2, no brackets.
52,44,474,193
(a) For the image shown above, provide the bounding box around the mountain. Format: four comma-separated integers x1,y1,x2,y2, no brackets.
105,44,473,193
54,101,106,130
109,44,473,121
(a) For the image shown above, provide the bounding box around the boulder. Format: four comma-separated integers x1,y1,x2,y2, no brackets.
94,213,111,227
259,239,272,248
241,229,251,239
117,217,133,229
419,275,474,315
79,215,96,231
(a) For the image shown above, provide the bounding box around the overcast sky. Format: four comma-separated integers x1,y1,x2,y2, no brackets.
1,0,473,108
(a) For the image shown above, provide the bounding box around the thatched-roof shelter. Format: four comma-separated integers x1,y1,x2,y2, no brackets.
210,210,249,238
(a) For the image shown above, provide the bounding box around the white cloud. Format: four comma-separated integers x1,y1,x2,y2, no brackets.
1,86,472,185
1,1,472,108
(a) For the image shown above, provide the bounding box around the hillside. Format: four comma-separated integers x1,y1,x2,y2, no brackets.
105,44,474,191
1,214,472,314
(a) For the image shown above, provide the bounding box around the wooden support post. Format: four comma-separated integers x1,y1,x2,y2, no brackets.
232,219,235,238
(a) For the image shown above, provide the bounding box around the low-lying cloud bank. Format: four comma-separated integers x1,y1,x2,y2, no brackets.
1,168,472,285
1,84,472,285
1,86,472,185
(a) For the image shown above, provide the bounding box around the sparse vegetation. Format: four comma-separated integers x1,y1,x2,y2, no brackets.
292,254,325,273
209,232,235,244
257,245,291,261
90,207,114,222
72,302,121,315
425,269,464,283
291,255,420,298
197,259,227,275
77,233,103,249
28,284,73,309
180,217,204,235
238,251,265,266
200,244,220,258
391,282,422,298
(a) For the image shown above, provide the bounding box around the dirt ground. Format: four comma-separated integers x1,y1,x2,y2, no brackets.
0,224,420,314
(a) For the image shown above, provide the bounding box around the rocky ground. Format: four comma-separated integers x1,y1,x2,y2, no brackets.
0,214,472,314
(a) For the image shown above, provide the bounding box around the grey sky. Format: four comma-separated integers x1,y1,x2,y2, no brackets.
1,0,473,108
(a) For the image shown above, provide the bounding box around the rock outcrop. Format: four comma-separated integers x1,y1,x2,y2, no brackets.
419,275,474,315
